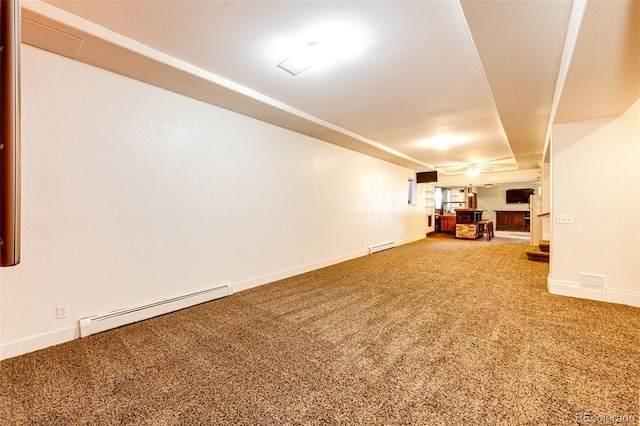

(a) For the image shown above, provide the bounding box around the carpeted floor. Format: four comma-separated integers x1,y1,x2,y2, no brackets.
1,235,638,425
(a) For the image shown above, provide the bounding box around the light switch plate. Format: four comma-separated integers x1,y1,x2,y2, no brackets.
556,214,574,224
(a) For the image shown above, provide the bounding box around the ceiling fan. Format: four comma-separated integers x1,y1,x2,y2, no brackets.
434,157,517,176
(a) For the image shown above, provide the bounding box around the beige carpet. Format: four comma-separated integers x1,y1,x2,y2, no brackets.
1,235,639,425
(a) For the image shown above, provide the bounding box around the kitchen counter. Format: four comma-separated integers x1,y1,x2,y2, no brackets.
455,209,484,239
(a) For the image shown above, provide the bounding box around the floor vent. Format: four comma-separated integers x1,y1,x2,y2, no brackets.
579,273,605,291
368,241,395,254
79,284,230,337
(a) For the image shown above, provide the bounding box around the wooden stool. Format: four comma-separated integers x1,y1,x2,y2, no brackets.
477,220,494,241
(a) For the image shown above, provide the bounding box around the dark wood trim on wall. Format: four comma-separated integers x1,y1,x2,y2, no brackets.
0,0,21,266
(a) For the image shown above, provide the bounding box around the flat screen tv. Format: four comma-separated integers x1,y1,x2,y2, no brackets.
416,171,438,183
506,188,534,204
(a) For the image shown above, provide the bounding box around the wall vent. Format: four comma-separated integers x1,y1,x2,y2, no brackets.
79,284,230,337
368,241,395,254
579,273,605,291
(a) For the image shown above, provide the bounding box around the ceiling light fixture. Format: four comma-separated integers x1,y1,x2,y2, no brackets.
275,23,366,76
278,41,323,76
466,166,480,178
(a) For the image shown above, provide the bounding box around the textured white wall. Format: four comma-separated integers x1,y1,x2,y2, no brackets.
549,98,640,306
0,46,426,358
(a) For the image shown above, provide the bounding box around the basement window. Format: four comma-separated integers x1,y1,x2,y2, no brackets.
408,179,417,205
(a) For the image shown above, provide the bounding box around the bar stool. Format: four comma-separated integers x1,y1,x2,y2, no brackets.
477,220,494,241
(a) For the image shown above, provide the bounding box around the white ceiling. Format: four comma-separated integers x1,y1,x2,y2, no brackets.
20,0,640,178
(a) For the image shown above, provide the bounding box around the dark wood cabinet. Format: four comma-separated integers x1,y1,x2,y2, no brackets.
440,215,457,232
455,209,483,224
495,211,530,231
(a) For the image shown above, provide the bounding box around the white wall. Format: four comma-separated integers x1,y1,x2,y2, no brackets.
0,46,427,359
548,98,640,307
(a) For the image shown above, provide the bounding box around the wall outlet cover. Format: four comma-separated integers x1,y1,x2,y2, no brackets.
56,305,69,319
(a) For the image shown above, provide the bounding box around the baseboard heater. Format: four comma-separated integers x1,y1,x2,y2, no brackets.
79,284,230,338
368,241,395,254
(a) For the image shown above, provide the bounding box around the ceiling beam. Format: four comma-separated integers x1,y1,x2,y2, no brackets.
21,0,434,172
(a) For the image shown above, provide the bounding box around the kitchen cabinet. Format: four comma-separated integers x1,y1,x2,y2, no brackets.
440,215,457,232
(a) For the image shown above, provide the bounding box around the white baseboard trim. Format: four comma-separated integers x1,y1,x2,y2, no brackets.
1,326,78,361
2,236,427,360
232,235,425,294
399,234,426,246
231,248,368,293
548,277,640,308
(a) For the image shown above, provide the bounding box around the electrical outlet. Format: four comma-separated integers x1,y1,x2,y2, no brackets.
56,305,69,319
556,214,574,224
